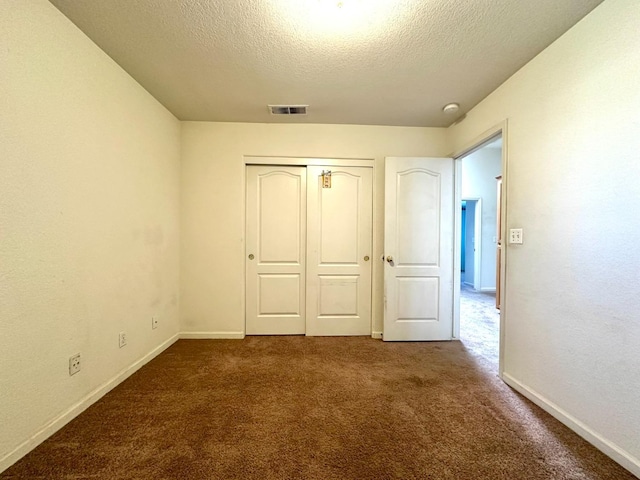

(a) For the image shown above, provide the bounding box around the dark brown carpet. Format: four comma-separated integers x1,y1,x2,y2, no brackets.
2,337,635,479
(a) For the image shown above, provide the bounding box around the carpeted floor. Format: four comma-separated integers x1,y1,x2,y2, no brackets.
459,282,499,369
3,334,636,479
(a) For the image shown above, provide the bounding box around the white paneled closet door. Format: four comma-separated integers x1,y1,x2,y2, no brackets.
246,166,306,335
306,167,373,336
245,164,372,336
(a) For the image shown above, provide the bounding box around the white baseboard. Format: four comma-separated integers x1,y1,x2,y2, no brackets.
479,287,496,293
502,372,640,478
0,333,179,474
371,331,383,339
180,331,245,339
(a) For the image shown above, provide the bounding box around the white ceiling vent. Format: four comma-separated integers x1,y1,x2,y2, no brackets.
268,105,308,115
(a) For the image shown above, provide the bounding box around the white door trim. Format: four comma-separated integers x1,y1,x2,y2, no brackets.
245,156,374,167
450,120,509,379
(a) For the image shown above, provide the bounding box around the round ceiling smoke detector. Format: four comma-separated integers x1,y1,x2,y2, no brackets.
442,103,460,114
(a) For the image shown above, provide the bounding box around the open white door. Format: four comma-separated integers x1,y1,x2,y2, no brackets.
383,157,454,341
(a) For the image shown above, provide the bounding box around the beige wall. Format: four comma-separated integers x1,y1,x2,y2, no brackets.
180,123,448,336
0,1,180,469
448,0,640,474
5,0,639,476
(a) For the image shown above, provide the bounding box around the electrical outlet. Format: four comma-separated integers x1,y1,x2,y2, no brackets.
69,353,81,376
119,331,127,348
151,317,158,330
509,228,524,244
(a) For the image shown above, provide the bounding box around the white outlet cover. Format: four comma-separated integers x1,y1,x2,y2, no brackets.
69,353,81,376
509,228,523,244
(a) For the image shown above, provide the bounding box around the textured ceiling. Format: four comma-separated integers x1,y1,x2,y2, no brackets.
49,0,603,127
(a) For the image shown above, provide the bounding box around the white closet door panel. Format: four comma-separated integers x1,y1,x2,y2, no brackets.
246,166,306,335
306,167,372,336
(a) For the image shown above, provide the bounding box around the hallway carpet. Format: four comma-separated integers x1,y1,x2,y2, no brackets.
2,337,635,479
459,282,499,369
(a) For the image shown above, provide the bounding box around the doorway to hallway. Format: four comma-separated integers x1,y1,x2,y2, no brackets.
458,134,502,370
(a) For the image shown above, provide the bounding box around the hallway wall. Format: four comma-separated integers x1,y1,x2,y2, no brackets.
461,146,502,291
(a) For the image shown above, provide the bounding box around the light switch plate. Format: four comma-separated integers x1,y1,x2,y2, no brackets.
509,228,523,244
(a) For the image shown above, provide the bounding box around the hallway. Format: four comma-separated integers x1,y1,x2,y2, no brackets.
459,282,500,370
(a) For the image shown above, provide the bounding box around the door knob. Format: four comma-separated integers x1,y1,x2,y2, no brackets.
364,256,370,261
248,254,254,260
386,256,394,263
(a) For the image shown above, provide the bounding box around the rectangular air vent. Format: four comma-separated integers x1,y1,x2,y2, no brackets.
268,105,308,115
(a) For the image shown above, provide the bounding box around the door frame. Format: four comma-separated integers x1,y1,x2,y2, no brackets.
450,120,508,379
461,197,482,290
243,156,375,336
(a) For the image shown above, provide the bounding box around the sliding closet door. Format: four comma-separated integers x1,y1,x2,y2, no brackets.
246,166,306,334
306,166,372,336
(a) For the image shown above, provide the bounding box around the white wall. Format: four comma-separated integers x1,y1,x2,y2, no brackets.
461,146,502,290
0,1,181,471
180,123,448,337
448,0,640,475
5,0,638,476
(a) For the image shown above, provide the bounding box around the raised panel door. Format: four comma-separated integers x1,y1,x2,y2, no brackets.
384,157,454,341
306,166,372,336
246,166,306,334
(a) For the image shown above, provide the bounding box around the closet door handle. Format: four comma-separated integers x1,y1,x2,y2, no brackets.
386,256,394,263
